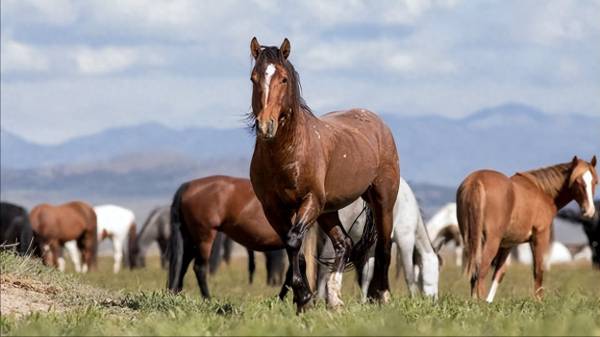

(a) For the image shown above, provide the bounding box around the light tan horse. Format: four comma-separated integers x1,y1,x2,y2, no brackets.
457,156,597,302
30,201,98,272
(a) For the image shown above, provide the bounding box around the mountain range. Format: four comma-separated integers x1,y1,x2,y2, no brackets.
2,102,599,195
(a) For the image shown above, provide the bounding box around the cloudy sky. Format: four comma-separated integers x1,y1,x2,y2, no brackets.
2,0,599,144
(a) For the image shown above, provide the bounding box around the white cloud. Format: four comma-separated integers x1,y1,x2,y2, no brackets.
0,36,49,73
1,0,78,26
72,46,163,75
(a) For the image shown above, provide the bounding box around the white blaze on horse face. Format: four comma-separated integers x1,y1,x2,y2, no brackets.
263,64,276,105
582,170,595,218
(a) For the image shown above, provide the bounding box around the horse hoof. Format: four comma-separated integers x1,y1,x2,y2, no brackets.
367,289,391,304
295,295,314,314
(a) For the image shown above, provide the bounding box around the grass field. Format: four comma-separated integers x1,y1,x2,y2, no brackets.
1,251,599,336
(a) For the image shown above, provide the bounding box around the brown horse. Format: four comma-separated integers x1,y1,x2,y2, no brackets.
248,37,400,311
29,201,98,272
167,175,288,298
457,156,597,302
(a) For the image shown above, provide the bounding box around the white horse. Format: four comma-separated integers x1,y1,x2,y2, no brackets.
512,241,573,270
64,204,136,273
317,177,439,307
425,203,463,267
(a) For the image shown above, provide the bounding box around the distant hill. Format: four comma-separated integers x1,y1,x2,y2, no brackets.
2,102,599,189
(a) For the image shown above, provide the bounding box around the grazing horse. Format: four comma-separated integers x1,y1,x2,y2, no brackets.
209,233,287,286
167,175,286,298
557,200,599,269
0,201,38,256
131,206,171,269
457,156,597,302
316,177,439,303
64,204,137,273
248,37,400,311
29,201,97,272
425,203,463,266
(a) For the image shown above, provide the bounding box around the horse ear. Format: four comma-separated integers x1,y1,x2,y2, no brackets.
591,155,597,167
280,38,291,59
571,156,579,167
250,37,261,59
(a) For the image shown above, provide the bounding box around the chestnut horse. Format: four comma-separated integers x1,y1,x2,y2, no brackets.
248,37,400,311
29,201,98,272
457,156,597,302
167,175,287,298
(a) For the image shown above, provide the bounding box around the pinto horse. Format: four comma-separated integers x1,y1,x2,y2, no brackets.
29,201,98,272
248,37,400,311
457,156,597,302
168,175,286,298
64,204,137,273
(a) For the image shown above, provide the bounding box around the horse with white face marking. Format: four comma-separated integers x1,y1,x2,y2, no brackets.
65,204,136,273
425,203,463,267
457,156,597,302
316,177,439,305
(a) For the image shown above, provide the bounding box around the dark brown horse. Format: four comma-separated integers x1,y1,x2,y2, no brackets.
248,37,400,311
29,201,98,272
457,156,597,302
167,175,287,298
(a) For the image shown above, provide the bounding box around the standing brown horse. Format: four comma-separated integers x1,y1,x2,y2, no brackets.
248,37,400,311
167,175,287,298
29,201,98,272
457,156,597,302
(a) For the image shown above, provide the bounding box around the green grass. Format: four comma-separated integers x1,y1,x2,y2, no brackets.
1,251,599,336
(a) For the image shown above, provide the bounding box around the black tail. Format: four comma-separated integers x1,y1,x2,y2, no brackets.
350,204,377,270
316,203,377,271
167,182,189,292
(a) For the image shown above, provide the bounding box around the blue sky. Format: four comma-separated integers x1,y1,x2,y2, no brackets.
1,0,599,144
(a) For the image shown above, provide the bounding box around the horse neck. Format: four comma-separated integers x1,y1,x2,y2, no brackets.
519,163,573,209
255,106,314,159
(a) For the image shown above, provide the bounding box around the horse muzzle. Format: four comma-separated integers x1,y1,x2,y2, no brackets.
257,118,278,139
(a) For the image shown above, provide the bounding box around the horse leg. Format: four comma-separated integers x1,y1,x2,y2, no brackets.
278,263,292,300
394,231,418,296
157,238,168,269
363,186,395,303
286,194,322,312
531,229,551,300
247,249,256,284
193,236,215,299
112,238,123,274
486,247,511,303
78,230,96,274
64,240,82,273
209,232,225,274
360,257,375,303
318,212,352,310
316,259,330,300
474,237,500,299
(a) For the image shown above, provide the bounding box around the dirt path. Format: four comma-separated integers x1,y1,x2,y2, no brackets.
0,275,65,317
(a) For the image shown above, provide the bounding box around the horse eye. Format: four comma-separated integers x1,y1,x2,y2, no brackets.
282,77,288,84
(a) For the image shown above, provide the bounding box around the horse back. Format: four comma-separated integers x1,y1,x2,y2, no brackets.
30,201,95,241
